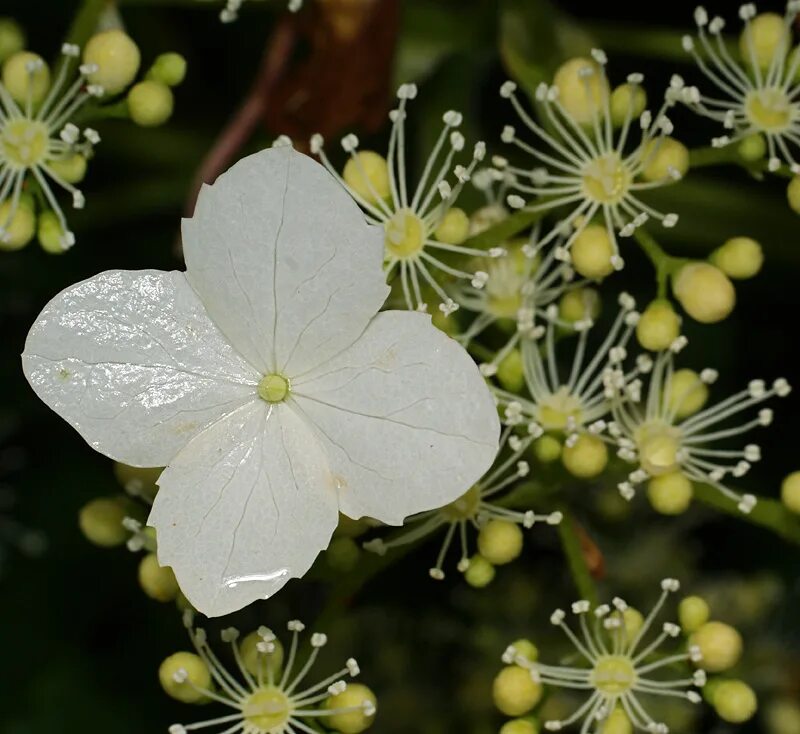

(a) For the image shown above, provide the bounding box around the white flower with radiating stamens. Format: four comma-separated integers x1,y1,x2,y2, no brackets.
606,339,791,512
499,52,681,263
21,146,499,616
494,294,641,442
168,615,374,734
678,2,800,173
469,163,517,235
311,84,497,314
507,579,705,733
363,422,561,580
0,45,103,249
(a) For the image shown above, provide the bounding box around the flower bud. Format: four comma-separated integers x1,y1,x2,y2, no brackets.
641,137,689,182
0,198,36,250
434,207,470,245
325,683,377,733
2,51,49,105
534,435,562,463
673,262,735,323
493,665,542,717
553,57,608,125
343,151,390,204
497,349,524,393
691,621,743,672
665,369,708,418
240,630,284,676
84,29,141,95
138,553,179,602
571,224,615,279
0,18,25,63
739,13,788,69
738,133,766,162
37,211,68,254
647,471,693,515
464,554,495,587
600,707,633,734
679,595,710,633
477,520,524,565
127,80,174,127
562,434,608,478
788,176,800,215
620,608,644,643
610,83,646,127
781,471,800,514
636,300,681,351
714,680,758,723
501,719,539,734
509,639,539,664
147,52,187,87
559,288,600,323
78,496,129,547
158,652,211,702
710,237,763,280
48,153,88,185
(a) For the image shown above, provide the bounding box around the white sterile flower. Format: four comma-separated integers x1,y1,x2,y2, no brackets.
510,579,705,733
495,294,640,441
22,146,499,616
606,342,791,512
363,422,561,580
678,2,800,173
499,55,681,263
311,85,494,314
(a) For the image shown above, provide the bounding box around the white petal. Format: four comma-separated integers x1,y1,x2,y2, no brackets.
22,270,258,467
149,401,338,617
291,311,500,524
182,146,389,375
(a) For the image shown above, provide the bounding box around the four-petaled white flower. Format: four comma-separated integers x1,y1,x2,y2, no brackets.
21,146,500,616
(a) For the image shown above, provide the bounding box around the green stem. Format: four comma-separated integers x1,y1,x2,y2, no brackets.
64,0,113,49
633,228,684,298
556,509,598,606
583,23,690,63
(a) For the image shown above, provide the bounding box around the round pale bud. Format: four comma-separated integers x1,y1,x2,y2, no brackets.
571,224,615,279
501,719,539,734
78,496,129,547
636,300,681,351
2,51,50,105
0,199,36,251
83,29,141,95
0,18,25,63
492,666,542,717
470,204,507,235
464,554,495,587
497,349,524,393
714,680,758,723
534,435,562,463
691,621,743,672
158,652,211,702
666,369,708,419
788,176,800,215
128,80,174,127
509,639,539,664
610,83,647,127
738,133,766,162
325,683,377,733
48,153,88,185
559,288,600,323
114,462,163,498
679,595,710,633
781,471,800,514
553,57,609,125
147,52,187,87
343,151,390,204
37,211,68,254
641,137,689,182
647,471,693,515
620,607,643,643
434,207,470,245
326,536,360,572
562,434,608,479
739,13,788,69
600,706,633,734
673,262,735,323
240,630,284,677
138,553,179,602
478,519,524,565
710,237,763,280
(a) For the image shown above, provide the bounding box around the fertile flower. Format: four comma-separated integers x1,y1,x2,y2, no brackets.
312,84,496,314
505,579,706,733
469,164,517,235
606,338,791,512
165,615,375,734
363,422,561,580
0,45,102,250
22,146,499,616
499,52,682,265
679,2,800,173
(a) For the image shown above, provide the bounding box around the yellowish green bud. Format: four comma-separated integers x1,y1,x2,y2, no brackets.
2,51,49,105
636,300,681,351
37,211,69,254
647,471,693,515
553,57,608,125
738,133,766,162
158,652,211,702
127,80,174,127
501,719,539,734
673,262,735,323
478,519,524,565
48,153,88,185
714,680,758,723
641,137,689,182
691,621,743,672
788,176,800,215
138,553,179,602
325,683,377,733
781,471,800,514
326,536,360,572
497,349,525,393
0,18,25,63
679,595,710,633
710,237,763,280
493,665,542,717
562,434,608,478
240,630,284,677
434,207,469,245
147,52,187,87
666,369,708,418
533,435,562,463
464,554,495,587
509,639,538,664
0,198,35,250
610,83,646,127
343,151,390,204
739,12,788,69
600,706,633,734
571,224,615,279
559,288,600,323
83,30,141,95
78,496,129,547
620,608,643,643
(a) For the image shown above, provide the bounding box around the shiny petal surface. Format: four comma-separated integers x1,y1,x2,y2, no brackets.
22,270,258,467
182,146,389,376
149,401,338,617
291,310,500,525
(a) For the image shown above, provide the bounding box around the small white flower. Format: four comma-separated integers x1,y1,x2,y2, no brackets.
22,146,500,616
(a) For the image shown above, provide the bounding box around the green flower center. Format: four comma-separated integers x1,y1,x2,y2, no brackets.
745,88,792,132
1,118,49,169
582,153,631,205
441,485,482,522
258,373,290,403
635,423,682,476
591,655,637,695
385,208,425,259
243,687,292,731
537,387,584,432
